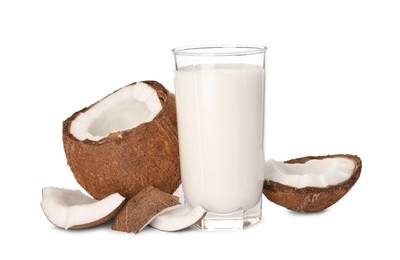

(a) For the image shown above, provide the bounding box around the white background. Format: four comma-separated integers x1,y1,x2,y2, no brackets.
1,0,399,259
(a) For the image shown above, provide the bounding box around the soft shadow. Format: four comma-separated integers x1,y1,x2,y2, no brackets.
50,218,114,233
286,208,331,217
146,225,199,234
49,218,202,235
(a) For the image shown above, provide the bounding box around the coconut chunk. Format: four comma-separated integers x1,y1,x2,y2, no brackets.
150,205,206,232
263,154,362,212
40,187,125,230
111,186,180,234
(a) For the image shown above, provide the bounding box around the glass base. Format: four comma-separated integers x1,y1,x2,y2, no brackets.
194,198,262,231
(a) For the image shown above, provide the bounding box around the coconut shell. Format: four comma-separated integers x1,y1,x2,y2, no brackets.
62,81,180,200
263,154,362,212
111,186,180,234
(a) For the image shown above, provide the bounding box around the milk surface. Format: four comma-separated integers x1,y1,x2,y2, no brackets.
175,63,265,214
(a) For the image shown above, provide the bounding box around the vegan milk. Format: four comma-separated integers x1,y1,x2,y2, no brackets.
175,63,265,214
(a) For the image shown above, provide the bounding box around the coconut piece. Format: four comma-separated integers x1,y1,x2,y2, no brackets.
172,183,184,204
150,205,206,232
263,154,362,212
40,187,125,230
62,81,180,200
111,186,180,234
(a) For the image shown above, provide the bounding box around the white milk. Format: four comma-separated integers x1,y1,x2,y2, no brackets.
175,63,265,214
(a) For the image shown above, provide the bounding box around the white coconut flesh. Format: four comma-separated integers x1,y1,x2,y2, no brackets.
70,82,162,141
150,205,206,232
265,157,355,188
41,187,125,229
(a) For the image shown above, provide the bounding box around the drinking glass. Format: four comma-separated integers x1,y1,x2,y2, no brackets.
173,45,267,230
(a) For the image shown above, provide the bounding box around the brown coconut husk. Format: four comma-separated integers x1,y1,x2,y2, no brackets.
62,81,180,200
111,186,180,234
263,154,362,212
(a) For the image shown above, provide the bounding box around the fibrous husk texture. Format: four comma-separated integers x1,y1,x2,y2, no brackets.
263,154,362,212
62,81,180,200
111,186,180,234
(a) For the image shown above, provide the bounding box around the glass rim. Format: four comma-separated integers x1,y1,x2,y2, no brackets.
172,45,267,56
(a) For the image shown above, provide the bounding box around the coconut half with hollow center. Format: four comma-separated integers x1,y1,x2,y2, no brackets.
263,154,362,212
41,187,125,229
63,81,180,200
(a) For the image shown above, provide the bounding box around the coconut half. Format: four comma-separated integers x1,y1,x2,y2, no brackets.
150,205,206,232
40,187,125,230
263,154,362,212
62,81,180,200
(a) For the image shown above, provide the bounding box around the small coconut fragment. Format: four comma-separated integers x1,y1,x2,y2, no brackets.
111,186,180,234
40,187,125,230
150,205,206,232
62,81,180,200
172,183,184,204
263,154,362,212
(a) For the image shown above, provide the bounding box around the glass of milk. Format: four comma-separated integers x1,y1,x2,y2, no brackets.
173,45,267,230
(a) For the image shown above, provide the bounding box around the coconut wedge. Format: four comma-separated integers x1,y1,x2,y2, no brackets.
62,81,180,200
40,187,125,230
112,186,180,234
263,154,362,212
150,205,206,232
